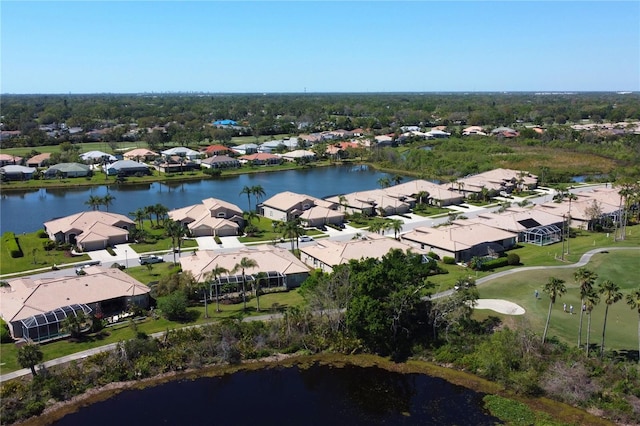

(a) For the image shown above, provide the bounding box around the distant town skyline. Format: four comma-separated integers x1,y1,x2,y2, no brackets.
1,1,638,94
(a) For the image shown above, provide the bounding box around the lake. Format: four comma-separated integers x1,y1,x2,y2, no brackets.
0,165,409,234
51,364,499,426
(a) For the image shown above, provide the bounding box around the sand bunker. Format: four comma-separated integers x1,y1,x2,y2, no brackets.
474,299,525,315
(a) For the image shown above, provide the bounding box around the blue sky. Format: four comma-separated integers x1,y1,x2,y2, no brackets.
2,1,638,93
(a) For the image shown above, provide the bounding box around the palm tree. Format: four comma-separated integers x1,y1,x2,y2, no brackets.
280,218,303,252
542,277,567,344
251,185,266,213
584,289,600,357
205,265,229,313
101,193,116,212
253,271,267,312
390,219,403,239
232,257,258,310
377,176,391,189
416,190,429,205
598,280,623,358
626,289,640,364
239,185,252,212
338,195,349,213
17,343,43,377
153,203,169,227
130,208,147,229
574,267,598,348
85,195,102,211
243,210,258,226
165,219,187,264
391,174,403,186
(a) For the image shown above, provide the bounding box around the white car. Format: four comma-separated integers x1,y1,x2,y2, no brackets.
298,235,314,242
139,255,164,265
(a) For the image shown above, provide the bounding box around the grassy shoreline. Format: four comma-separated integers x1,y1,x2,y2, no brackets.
14,353,613,426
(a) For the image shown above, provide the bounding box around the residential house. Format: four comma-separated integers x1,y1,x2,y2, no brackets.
450,168,538,196
238,153,282,165
123,148,158,162
106,160,151,176
326,189,411,217
281,150,316,162
180,244,310,289
387,179,465,207
0,266,150,341
44,162,91,178
0,154,23,166
154,156,200,173
260,191,343,227
299,233,427,273
202,144,235,157
200,155,240,169
26,153,52,168
491,126,520,138
160,147,200,160
401,222,518,262
43,211,135,252
168,198,244,237
463,208,564,245
462,126,487,136
425,129,451,139
80,151,116,164
0,165,37,181
232,143,258,155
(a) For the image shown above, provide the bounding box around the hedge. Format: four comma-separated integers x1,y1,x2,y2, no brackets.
481,257,509,271
442,256,456,264
2,232,23,258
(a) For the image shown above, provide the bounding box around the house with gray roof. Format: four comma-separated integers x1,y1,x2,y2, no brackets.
44,162,91,178
106,160,151,176
81,150,117,163
0,165,37,181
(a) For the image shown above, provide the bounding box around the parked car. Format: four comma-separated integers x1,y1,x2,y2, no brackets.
139,255,164,265
298,235,314,242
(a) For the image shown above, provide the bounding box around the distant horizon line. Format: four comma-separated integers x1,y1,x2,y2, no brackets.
2,90,638,96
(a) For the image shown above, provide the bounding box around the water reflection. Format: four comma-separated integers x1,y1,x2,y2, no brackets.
51,364,499,426
0,165,411,234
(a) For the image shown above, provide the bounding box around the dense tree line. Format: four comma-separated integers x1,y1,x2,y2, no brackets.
2,92,639,145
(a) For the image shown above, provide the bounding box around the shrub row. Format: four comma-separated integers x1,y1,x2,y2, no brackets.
481,257,509,271
3,232,23,258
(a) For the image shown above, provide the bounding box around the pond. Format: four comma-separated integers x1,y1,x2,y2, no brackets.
0,165,412,234
51,364,499,426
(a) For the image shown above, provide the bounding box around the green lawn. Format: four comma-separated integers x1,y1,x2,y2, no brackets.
476,250,639,352
0,288,304,375
0,232,90,275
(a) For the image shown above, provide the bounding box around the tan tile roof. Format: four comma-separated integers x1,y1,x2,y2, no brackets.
299,205,344,221
386,180,464,203
239,153,280,161
76,222,129,243
300,233,426,267
1,267,150,323
44,211,134,235
402,223,517,252
123,148,158,158
180,245,310,282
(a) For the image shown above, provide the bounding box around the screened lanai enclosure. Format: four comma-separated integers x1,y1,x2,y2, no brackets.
523,225,562,246
17,304,92,342
210,272,287,296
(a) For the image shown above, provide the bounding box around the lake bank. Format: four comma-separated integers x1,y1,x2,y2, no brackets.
13,353,612,426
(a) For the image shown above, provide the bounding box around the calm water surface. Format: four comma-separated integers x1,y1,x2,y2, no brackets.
1,165,409,234
51,364,500,426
